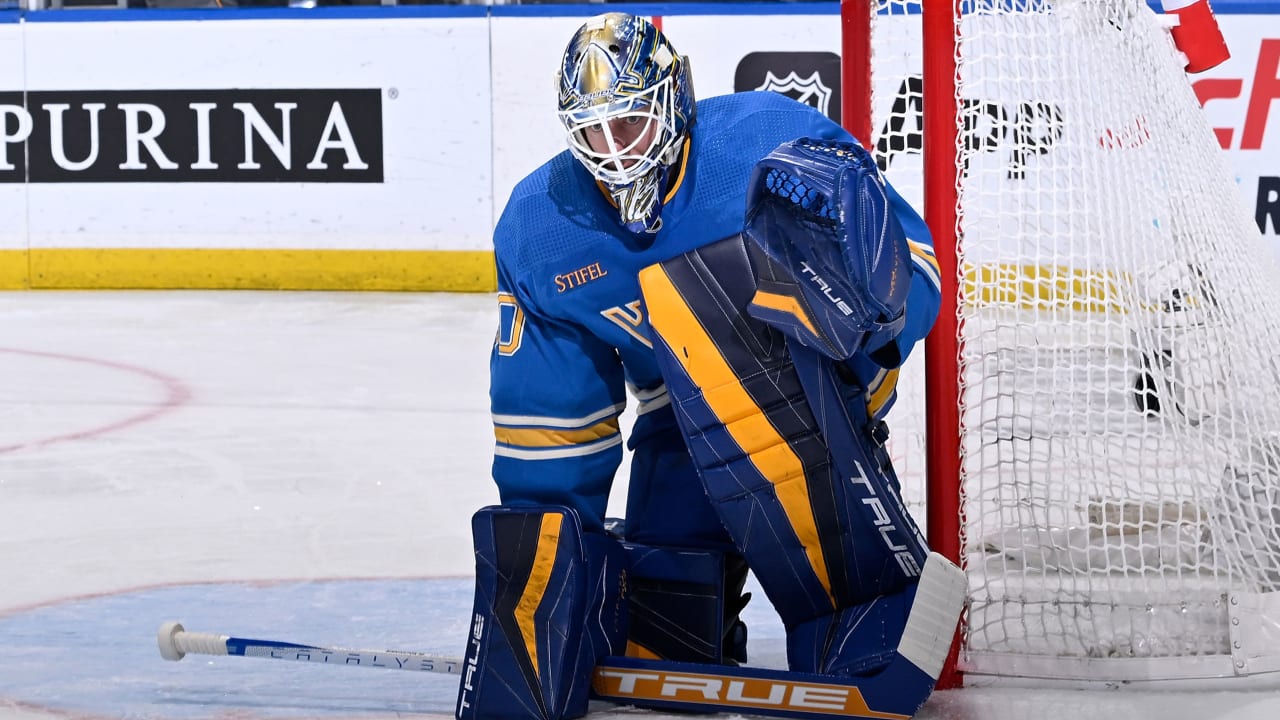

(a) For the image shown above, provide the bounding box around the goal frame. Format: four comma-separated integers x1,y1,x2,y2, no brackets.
841,0,965,689
840,0,1280,692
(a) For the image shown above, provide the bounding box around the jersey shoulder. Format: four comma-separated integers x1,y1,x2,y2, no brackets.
696,92,852,155
495,152,616,289
672,93,853,218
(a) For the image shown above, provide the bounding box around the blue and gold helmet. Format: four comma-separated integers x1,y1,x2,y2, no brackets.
557,13,695,233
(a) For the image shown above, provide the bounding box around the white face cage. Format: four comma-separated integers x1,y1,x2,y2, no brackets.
559,78,679,188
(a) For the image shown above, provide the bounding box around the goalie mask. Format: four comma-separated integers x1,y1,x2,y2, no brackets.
557,13,695,234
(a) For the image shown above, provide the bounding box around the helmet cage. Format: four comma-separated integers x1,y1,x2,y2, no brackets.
559,77,679,188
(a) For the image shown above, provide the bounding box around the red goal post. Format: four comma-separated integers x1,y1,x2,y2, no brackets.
843,0,966,688
842,0,1280,690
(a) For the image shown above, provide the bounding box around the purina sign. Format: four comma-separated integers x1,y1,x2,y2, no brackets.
0,89,384,182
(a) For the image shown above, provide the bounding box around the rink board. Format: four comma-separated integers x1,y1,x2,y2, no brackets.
0,4,1275,288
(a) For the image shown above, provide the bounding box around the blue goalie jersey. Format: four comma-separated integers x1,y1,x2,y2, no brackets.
489,91,940,532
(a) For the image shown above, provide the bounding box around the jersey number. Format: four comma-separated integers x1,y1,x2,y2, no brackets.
496,292,526,356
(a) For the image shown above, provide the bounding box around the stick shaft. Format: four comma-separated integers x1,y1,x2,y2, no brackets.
159,622,463,674
227,635,463,674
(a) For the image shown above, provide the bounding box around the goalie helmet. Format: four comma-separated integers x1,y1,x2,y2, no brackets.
557,13,695,234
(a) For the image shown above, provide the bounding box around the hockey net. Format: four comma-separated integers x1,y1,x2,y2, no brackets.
843,0,1280,685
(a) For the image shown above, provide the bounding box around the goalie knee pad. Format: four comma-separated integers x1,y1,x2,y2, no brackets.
457,506,627,720
743,137,911,361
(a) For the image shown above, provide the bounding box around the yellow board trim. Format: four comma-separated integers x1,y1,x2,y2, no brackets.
515,513,564,680
639,263,835,607
0,248,496,291
964,262,1125,313
0,250,28,288
0,251,1140,315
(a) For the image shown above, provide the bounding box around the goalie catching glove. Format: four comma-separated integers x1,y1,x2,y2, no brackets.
743,138,912,362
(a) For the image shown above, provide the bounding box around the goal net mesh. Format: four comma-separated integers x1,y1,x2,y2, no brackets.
866,0,1280,680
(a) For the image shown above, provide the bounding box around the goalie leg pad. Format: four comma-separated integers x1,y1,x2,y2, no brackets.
639,235,935,675
457,505,627,720
624,411,736,550
786,583,917,677
639,236,846,626
592,553,966,720
639,237,928,606
743,137,912,361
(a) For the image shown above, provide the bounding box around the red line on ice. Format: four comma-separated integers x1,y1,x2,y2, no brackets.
0,347,192,454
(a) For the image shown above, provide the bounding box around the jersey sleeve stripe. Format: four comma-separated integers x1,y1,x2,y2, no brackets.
629,383,671,416
636,392,671,416
909,245,942,290
908,237,936,260
494,434,624,461
496,418,621,449
492,402,625,430
909,238,939,264
867,367,901,419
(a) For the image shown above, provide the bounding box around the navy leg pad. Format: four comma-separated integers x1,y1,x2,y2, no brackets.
592,552,966,720
457,505,627,720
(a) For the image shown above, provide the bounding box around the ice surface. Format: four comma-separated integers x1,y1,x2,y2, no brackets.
1,291,1276,720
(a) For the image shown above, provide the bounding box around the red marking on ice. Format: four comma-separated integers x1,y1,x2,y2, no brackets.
0,347,192,454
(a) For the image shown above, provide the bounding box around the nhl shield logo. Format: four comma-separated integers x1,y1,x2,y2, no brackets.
754,71,833,116
734,51,841,123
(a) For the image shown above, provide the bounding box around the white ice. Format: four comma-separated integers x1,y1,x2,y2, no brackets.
1,291,1277,720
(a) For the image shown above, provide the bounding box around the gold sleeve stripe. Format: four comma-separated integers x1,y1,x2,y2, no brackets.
493,402,625,430
495,418,621,448
908,238,936,260
908,240,941,284
494,435,623,461
514,513,563,680
750,289,820,338
867,367,900,418
639,263,835,607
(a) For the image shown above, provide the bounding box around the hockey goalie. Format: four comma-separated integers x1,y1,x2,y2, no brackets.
457,13,964,720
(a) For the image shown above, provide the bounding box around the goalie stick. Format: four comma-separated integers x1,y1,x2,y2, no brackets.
157,623,938,720
156,552,962,719
157,620,464,674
